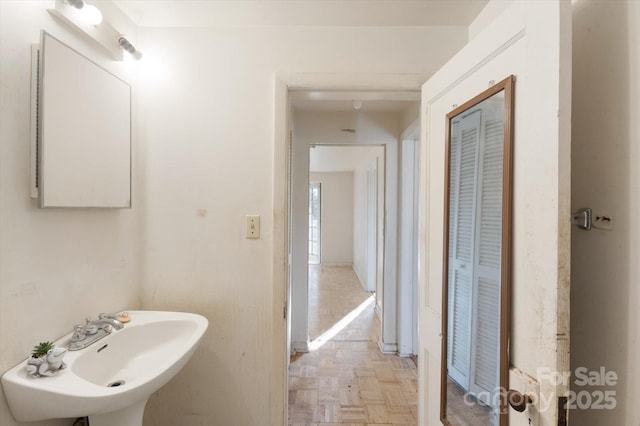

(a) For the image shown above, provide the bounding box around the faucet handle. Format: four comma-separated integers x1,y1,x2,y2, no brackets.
71,325,87,342
80,319,98,335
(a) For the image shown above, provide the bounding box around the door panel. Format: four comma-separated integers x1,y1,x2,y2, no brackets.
419,1,571,425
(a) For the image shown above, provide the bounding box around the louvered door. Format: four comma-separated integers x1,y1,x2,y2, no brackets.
469,104,504,408
447,110,482,388
447,101,503,412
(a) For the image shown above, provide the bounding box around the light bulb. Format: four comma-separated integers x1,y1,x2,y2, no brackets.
353,100,363,110
81,4,103,25
131,50,143,61
118,36,143,61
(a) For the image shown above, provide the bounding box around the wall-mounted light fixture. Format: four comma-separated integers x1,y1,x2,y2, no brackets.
48,0,141,62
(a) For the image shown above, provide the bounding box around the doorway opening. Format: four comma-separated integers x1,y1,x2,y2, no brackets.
285,88,421,424
307,144,384,343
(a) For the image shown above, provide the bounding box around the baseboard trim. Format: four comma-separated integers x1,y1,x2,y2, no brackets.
292,341,309,353
378,339,398,355
321,262,353,267
353,264,367,291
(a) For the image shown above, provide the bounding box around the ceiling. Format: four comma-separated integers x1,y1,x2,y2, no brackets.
114,0,488,28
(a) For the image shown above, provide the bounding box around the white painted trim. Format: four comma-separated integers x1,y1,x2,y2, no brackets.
378,339,398,355
272,74,289,426
30,44,39,199
352,262,368,292
292,341,310,353
320,262,353,267
398,139,419,357
277,72,425,92
365,167,378,293
411,139,420,356
375,302,382,320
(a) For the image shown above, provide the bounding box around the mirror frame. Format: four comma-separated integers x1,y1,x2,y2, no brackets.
37,31,132,208
440,75,515,425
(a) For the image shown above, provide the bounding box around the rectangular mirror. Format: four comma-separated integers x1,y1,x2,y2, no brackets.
441,76,514,426
37,31,131,208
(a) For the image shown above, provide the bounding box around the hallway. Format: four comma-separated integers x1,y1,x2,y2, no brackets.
288,265,418,425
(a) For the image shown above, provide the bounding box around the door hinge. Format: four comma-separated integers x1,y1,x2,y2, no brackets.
283,303,287,319
557,396,568,426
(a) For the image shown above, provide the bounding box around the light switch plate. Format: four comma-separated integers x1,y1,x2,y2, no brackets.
246,215,260,239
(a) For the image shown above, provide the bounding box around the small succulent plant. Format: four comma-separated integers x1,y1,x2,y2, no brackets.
31,341,54,358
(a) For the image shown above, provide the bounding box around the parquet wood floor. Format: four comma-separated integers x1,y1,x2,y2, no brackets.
288,265,417,426
446,379,492,425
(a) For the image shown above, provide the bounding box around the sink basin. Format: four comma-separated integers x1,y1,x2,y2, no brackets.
1,311,208,425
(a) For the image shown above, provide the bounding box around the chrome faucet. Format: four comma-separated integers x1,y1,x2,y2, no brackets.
92,317,124,330
67,313,125,351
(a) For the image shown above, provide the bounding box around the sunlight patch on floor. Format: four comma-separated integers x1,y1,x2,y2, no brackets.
308,294,375,352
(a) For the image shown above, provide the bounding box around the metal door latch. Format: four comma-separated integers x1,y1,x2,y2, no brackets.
572,208,614,231
571,208,592,230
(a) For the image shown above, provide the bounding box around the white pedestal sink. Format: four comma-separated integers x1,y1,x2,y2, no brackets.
1,311,208,425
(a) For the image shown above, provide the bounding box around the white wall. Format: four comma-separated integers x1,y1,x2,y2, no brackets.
571,1,640,425
138,24,468,425
309,171,353,265
0,2,140,425
468,0,512,41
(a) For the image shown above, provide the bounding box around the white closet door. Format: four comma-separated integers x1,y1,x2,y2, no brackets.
469,109,504,407
447,110,482,388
